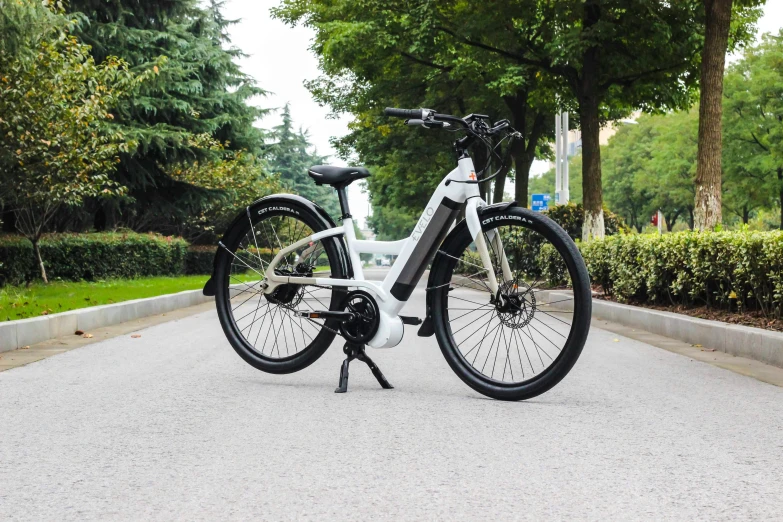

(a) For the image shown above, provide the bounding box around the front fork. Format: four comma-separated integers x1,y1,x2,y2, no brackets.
464,198,513,296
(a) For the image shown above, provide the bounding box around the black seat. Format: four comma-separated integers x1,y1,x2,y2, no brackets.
308,165,370,188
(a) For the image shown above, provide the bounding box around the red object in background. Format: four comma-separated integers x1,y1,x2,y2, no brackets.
650,212,658,226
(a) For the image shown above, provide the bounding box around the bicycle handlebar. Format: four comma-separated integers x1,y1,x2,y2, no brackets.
385,107,507,134
384,107,424,119
385,107,517,183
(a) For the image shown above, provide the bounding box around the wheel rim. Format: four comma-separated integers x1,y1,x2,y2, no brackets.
440,220,579,386
223,211,338,361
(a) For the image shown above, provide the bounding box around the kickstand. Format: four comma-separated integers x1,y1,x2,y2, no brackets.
335,342,394,393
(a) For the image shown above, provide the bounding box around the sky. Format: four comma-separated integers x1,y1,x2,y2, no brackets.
222,0,783,229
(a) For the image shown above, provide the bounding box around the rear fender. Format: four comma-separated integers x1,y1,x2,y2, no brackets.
202,194,351,296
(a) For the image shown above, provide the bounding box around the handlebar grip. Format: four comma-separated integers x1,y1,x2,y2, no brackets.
384,107,423,119
491,120,510,133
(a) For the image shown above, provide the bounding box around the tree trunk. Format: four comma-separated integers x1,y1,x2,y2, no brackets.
514,153,534,207
778,167,783,230
742,206,749,225
32,239,48,284
687,207,695,230
579,0,604,242
510,112,547,209
694,0,732,230
665,211,680,232
474,145,489,201
492,159,511,203
492,167,508,203
2,209,16,233
579,91,604,241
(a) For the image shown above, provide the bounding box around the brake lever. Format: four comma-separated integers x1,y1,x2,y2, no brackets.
405,119,446,129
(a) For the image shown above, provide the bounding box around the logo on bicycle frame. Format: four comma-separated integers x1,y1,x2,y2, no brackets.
412,206,435,241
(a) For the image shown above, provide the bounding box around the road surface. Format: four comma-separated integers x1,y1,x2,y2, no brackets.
1,286,782,520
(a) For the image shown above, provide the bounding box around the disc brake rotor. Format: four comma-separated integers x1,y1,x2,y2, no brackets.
496,280,536,329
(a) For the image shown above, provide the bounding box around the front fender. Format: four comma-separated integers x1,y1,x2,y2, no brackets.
202,194,350,296
417,200,517,336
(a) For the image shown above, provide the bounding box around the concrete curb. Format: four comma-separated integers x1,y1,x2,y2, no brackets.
540,290,783,369
0,289,213,353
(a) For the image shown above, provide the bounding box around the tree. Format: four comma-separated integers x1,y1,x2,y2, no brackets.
67,0,268,233
0,16,146,282
723,31,783,229
279,1,760,241
693,0,765,230
266,104,340,219
646,112,699,230
438,1,761,240
167,135,280,242
510,1,721,240
602,123,656,233
0,0,65,56
273,0,558,239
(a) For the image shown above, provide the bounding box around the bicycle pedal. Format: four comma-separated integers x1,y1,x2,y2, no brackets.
399,315,422,325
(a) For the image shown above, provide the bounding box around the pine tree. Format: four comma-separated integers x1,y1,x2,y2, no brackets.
266,104,341,219
67,0,268,232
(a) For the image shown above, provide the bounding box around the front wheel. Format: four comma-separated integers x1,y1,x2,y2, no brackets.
430,206,591,401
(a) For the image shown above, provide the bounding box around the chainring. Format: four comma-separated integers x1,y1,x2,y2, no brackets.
339,290,380,344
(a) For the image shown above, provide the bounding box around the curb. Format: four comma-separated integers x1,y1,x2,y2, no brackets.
0,289,213,353
541,290,783,369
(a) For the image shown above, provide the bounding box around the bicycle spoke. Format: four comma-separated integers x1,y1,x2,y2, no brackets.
223,211,340,361
445,221,578,385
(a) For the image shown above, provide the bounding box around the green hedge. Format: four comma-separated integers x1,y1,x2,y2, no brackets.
492,204,628,280
544,203,631,240
0,233,188,286
454,205,628,279
185,245,216,275
580,231,783,317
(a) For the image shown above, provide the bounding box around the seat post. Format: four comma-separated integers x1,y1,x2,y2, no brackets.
336,186,351,220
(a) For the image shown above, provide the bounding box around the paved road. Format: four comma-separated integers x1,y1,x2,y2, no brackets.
2,287,782,520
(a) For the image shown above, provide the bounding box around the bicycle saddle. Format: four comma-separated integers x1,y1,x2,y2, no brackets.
308,165,370,188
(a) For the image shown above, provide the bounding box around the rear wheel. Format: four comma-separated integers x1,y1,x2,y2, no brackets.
430,206,591,401
214,201,347,374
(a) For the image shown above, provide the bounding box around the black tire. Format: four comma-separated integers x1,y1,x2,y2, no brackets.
214,199,347,374
430,206,591,401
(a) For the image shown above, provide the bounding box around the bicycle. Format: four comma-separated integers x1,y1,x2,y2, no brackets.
203,108,592,401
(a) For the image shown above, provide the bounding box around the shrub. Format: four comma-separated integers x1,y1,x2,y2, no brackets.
185,246,216,275
580,231,783,317
0,233,188,286
184,246,276,275
498,204,628,285
545,203,631,241
539,243,570,288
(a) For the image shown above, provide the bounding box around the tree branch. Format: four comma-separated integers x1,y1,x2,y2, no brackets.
749,131,770,152
400,52,452,72
601,59,693,90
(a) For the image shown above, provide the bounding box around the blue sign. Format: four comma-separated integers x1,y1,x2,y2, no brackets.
531,193,550,212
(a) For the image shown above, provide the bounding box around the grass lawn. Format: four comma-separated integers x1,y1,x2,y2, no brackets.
0,275,220,322
0,265,336,322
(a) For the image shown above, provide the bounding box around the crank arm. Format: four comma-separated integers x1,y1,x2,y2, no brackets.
296,310,356,322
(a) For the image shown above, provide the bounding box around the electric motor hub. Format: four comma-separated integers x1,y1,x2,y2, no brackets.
339,290,380,344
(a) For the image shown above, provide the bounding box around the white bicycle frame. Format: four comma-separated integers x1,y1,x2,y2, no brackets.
263,156,512,348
